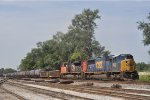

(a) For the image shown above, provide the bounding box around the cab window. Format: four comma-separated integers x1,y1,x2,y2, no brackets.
74,61,81,66
126,55,133,59
88,60,95,65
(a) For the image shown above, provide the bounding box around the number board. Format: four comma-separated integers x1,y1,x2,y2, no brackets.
113,63,116,67
96,61,103,69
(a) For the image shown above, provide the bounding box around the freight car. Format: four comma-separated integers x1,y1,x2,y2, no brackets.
5,69,60,79
40,70,60,78
60,54,139,80
5,69,44,78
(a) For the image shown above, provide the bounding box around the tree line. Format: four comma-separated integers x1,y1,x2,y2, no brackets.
0,68,16,76
136,62,150,72
17,9,150,71
19,9,110,71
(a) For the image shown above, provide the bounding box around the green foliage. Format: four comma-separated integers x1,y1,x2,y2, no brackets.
0,68,4,76
3,68,17,74
70,52,81,62
81,52,88,60
136,62,150,71
0,68,16,75
139,75,150,82
72,9,100,34
71,9,101,57
138,13,150,54
19,9,110,71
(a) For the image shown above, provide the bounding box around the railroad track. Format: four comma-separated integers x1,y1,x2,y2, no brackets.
67,78,150,85
0,78,25,100
89,86,150,95
0,86,25,100
8,79,150,100
41,82,150,100
67,86,150,100
5,81,92,100
13,77,150,85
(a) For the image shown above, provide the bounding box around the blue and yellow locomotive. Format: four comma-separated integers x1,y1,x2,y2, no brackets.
60,54,139,80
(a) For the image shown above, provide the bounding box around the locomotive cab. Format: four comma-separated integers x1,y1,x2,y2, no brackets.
71,61,81,72
120,54,139,80
112,54,139,80
120,54,136,72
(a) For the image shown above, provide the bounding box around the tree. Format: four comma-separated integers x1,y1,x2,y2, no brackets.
0,68,4,76
138,13,150,55
70,52,81,61
71,9,101,57
19,9,110,71
0,68,17,76
136,62,150,71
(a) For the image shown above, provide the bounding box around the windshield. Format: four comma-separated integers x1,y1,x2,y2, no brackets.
74,62,81,66
126,55,133,59
88,60,95,65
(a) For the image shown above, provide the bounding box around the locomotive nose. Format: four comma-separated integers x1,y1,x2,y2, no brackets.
129,60,133,66
127,59,135,71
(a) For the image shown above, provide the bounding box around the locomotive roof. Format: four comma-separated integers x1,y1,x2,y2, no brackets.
88,58,96,61
73,60,81,63
113,54,132,58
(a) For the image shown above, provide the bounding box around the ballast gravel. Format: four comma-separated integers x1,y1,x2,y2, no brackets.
0,87,20,100
2,84,61,100
72,81,150,91
3,81,123,100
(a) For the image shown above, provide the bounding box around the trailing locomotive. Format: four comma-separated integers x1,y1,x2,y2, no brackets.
60,54,139,80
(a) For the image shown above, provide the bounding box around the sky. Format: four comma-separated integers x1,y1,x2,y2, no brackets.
0,0,150,69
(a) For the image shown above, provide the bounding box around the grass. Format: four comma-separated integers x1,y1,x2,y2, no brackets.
139,75,150,82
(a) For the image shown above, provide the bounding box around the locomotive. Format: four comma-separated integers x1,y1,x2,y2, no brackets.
4,54,139,80
60,54,139,80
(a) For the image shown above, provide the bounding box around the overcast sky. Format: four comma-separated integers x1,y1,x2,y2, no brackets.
0,1,150,69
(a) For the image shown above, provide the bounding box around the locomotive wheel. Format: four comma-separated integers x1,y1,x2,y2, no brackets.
113,74,118,80
73,75,77,79
131,71,139,80
123,73,131,79
119,73,124,81
81,72,86,80
60,74,64,79
106,72,111,80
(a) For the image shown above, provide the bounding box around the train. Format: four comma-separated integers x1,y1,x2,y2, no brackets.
4,54,139,80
